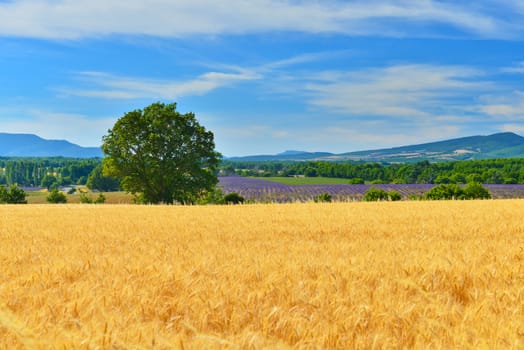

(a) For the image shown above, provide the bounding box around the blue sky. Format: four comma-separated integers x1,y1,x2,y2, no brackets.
0,1,523,156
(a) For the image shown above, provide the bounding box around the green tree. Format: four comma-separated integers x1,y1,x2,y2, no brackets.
364,187,390,201
0,185,27,204
424,184,464,200
41,174,58,190
86,165,120,191
462,182,491,199
47,189,67,203
102,102,221,204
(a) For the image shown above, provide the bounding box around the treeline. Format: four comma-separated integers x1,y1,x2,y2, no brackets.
0,157,100,187
0,157,119,191
223,158,524,184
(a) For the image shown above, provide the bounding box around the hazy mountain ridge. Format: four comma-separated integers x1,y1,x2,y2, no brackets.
0,133,103,158
229,132,524,162
2,131,524,162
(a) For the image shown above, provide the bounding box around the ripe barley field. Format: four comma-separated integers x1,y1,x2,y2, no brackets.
0,201,523,349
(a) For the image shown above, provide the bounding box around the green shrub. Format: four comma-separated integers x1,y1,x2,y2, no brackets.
80,193,106,204
0,185,27,204
314,193,332,203
462,182,491,199
364,187,390,201
423,182,491,200
388,191,402,201
47,189,67,203
424,184,463,200
223,192,244,205
94,193,106,204
348,178,364,184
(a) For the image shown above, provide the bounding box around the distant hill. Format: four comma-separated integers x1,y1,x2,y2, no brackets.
228,151,334,162
0,133,103,158
335,132,524,162
228,132,524,163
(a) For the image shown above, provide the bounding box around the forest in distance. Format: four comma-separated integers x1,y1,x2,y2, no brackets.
223,158,524,185
3,157,524,190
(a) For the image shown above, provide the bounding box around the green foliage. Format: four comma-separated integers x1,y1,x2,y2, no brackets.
364,187,390,201
86,164,120,191
40,174,58,190
388,191,402,201
348,178,364,184
102,102,221,204
314,193,332,203
424,184,464,200
223,192,245,205
46,189,67,203
79,193,92,204
80,193,106,204
0,185,27,204
67,187,76,194
424,182,491,200
198,187,225,205
462,182,491,199
222,158,524,185
95,193,106,204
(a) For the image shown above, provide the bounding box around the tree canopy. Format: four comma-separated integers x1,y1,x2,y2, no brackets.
101,102,221,204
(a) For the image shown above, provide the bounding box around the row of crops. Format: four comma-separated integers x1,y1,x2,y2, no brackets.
218,176,524,202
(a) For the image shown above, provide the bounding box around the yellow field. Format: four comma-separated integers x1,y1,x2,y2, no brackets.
1,201,523,349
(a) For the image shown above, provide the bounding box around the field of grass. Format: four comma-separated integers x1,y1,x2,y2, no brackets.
26,190,134,204
1,201,523,348
254,176,351,185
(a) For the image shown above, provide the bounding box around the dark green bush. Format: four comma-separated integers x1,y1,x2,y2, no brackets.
223,192,244,205
388,191,402,201
314,193,332,203
424,184,463,200
424,182,491,200
80,193,106,204
462,182,491,199
364,187,390,201
0,185,27,204
46,189,67,203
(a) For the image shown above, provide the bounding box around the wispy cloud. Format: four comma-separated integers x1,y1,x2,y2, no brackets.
478,91,524,119
0,0,520,39
502,62,524,74
62,69,260,99
302,64,488,120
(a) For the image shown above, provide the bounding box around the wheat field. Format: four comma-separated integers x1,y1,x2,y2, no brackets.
0,201,523,349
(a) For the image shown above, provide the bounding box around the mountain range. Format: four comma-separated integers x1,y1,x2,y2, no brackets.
228,132,524,163
1,131,524,162
0,133,103,158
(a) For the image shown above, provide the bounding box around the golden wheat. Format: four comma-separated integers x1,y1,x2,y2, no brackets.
0,200,523,349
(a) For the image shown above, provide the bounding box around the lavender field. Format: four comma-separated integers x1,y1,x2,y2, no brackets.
218,176,524,202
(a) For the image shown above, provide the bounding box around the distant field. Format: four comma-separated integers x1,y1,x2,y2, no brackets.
219,176,524,202
1,201,523,348
254,176,351,185
26,190,134,204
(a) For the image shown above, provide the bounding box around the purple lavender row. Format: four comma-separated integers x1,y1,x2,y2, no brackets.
218,177,524,202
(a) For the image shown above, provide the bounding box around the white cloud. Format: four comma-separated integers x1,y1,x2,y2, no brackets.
0,0,519,39
302,64,487,120
502,62,524,74
62,69,260,99
1,110,116,146
501,124,524,134
478,91,524,119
